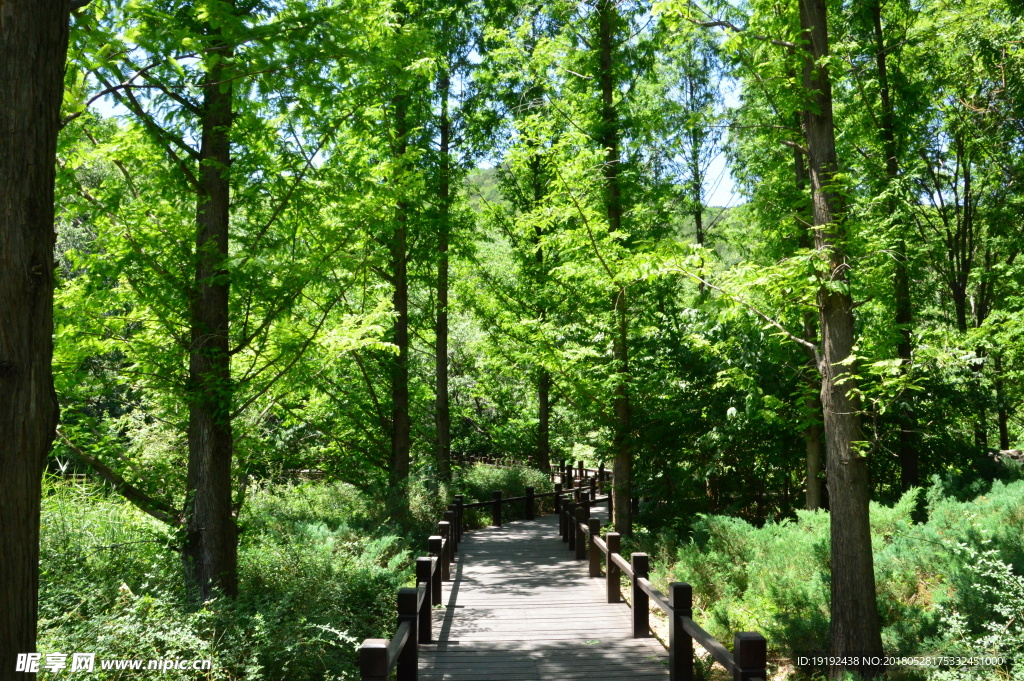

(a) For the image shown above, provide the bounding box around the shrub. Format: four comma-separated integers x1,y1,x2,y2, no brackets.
38,477,411,680
646,480,1024,680
927,543,1023,681
455,463,554,526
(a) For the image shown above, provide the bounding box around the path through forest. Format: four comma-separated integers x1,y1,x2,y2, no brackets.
420,509,669,680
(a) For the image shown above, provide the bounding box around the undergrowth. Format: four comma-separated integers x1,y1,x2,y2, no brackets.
638,478,1024,681
36,462,551,679
38,477,411,680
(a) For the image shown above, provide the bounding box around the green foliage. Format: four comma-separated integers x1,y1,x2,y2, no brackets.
930,544,1024,681
38,477,411,680
456,463,554,525
647,481,1024,678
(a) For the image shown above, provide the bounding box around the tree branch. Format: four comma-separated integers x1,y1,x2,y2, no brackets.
58,428,181,527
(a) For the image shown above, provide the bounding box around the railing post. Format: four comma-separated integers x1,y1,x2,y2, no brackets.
558,494,566,538
574,487,582,504
396,587,418,681
444,509,457,555
438,522,451,581
669,582,693,681
607,475,614,522
416,558,433,643
598,463,605,492
566,502,577,551
453,495,464,541
733,633,767,681
575,505,589,560
428,537,443,604
631,552,650,638
589,477,597,502
606,532,621,603
577,459,584,477
588,518,601,578
554,483,563,513
526,486,535,521
359,639,387,681
491,491,502,527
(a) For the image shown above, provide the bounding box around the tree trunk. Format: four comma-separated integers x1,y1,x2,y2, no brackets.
390,87,411,485
597,0,631,535
994,353,1010,450
871,0,917,490
184,13,238,600
799,0,884,674
537,369,551,471
793,112,824,511
435,70,451,482
803,303,824,511
974,345,988,450
0,2,69,676
692,134,706,296
531,152,551,472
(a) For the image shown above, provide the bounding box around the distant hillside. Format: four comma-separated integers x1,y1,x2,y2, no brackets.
464,166,504,214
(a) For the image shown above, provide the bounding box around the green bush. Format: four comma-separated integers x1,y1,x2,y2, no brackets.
646,480,1024,680
37,477,411,680
455,463,555,526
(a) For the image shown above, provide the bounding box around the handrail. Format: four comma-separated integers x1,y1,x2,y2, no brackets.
556,501,769,681
358,493,470,680
637,577,671,614
386,620,412,671
610,552,633,577
682,614,739,674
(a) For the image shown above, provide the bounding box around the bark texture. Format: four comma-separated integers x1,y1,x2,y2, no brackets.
0,2,69,675
435,69,451,481
184,13,238,600
793,114,824,510
531,153,551,472
390,85,411,485
799,0,885,675
597,0,632,535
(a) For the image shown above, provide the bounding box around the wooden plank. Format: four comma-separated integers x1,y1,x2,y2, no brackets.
420,510,667,681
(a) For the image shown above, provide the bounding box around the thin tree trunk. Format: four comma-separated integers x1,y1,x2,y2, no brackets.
0,2,69,675
538,369,551,471
436,69,451,482
597,0,631,535
691,130,706,296
994,353,1010,450
802,309,824,511
799,0,884,674
870,0,917,489
184,10,238,600
531,152,551,472
390,85,411,485
974,345,988,450
793,111,824,511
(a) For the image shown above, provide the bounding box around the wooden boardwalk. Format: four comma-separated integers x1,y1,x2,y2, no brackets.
420,509,669,681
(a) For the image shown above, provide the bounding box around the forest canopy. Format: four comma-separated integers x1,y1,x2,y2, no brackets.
1,0,1023,678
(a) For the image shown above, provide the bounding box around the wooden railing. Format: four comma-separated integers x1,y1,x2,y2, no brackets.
358,496,465,681
464,455,613,490
564,505,768,681
357,482,569,680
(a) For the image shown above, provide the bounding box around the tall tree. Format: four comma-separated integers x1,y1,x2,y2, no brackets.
430,0,478,480
0,1,72,676
799,0,884,673
389,2,414,486
184,0,238,598
59,0,383,596
596,0,633,535
867,0,918,489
